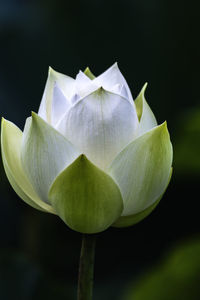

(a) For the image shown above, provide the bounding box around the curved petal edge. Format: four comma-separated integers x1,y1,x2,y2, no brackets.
49,154,123,234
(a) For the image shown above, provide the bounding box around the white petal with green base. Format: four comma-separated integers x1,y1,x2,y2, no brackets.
21,112,80,204
1,118,54,213
108,122,173,216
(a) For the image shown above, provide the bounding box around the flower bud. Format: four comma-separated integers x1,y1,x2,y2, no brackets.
1,63,173,233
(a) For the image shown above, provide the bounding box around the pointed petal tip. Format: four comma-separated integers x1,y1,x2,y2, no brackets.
1,118,6,135
111,61,119,71
1,117,5,126
143,82,148,91
93,86,106,96
160,120,168,131
140,82,148,97
31,112,44,128
104,62,119,72
48,66,60,79
1,118,10,135
48,66,54,75
1,117,13,129
75,154,93,165
152,121,169,138
84,67,90,73
31,111,37,120
32,111,46,120
84,66,95,79
78,153,87,161
48,66,55,73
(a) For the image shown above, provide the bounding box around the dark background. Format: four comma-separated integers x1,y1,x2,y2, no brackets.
0,0,200,299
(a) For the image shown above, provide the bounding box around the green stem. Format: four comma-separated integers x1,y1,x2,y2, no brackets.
77,234,96,300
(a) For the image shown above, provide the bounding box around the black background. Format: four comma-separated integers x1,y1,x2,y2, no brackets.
0,0,200,299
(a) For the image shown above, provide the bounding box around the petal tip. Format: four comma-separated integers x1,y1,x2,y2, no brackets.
84,67,90,73
1,117,5,126
84,67,95,80
48,66,59,80
31,111,37,119
140,82,148,98
93,86,106,96
79,153,87,161
143,82,148,92
75,154,93,165
112,61,120,71
1,117,11,129
31,112,42,128
160,120,168,130
153,121,169,138
48,66,54,76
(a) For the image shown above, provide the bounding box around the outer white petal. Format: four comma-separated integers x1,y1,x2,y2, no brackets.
109,123,173,216
38,67,74,124
1,118,55,213
56,88,138,170
94,62,133,102
21,113,80,204
135,83,157,136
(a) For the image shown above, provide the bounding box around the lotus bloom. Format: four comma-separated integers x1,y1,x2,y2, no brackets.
1,63,173,233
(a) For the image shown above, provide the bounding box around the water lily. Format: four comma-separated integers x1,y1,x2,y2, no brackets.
1,63,173,234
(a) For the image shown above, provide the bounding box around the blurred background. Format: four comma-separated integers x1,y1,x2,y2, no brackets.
0,0,200,299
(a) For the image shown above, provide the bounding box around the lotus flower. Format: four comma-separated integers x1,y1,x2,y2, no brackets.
1,63,173,233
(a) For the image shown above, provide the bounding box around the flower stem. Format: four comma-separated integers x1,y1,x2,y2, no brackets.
77,234,96,300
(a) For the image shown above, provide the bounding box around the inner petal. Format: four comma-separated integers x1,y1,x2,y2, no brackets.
56,88,139,170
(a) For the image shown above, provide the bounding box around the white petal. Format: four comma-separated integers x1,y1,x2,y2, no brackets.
110,84,129,99
75,70,100,98
51,84,70,127
38,67,75,124
135,83,157,136
70,93,81,104
76,70,91,88
21,113,80,204
56,88,139,170
94,62,133,102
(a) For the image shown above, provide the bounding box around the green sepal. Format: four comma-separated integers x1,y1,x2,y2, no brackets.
49,154,123,234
